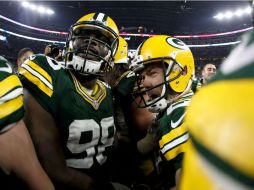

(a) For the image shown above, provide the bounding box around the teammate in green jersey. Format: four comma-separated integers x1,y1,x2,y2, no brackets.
105,37,156,189
0,56,54,190
19,13,130,190
181,29,254,190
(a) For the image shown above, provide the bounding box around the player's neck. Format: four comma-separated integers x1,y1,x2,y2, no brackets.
81,79,97,90
73,72,98,90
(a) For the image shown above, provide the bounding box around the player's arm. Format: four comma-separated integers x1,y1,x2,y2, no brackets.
18,55,116,190
0,120,55,190
0,58,54,190
22,89,103,190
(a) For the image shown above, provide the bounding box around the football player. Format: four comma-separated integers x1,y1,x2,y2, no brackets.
0,56,54,190
105,36,132,137
19,13,129,190
180,29,254,190
106,36,129,87
16,47,34,72
105,37,156,188
191,63,216,93
201,63,217,84
109,36,156,140
130,35,195,189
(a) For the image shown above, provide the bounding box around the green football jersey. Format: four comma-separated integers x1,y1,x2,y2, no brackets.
0,57,24,133
158,91,193,162
19,54,115,169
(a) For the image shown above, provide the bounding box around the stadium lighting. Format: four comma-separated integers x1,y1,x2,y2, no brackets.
0,28,65,44
0,27,242,48
235,9,243,17
38,6,46,14
214,13,224,20
20,1,54,16
30,4,36,11
245,7,252,14
214,6,252,21
21,1,29,8
225,11,233,19
46,9,54,15
1,14,253,38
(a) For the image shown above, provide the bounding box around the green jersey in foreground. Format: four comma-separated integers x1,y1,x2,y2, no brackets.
19,54,116,169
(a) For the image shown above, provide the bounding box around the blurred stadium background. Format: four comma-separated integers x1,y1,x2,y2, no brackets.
0,1,252,77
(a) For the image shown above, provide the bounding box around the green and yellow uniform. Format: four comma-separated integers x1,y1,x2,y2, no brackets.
0,57,24,133
19,54,116,169
157,91,193,186
181,30,254,190
0,56,26,189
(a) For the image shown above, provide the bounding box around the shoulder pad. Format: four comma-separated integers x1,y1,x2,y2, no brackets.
19,54,62,97
0,66,24,132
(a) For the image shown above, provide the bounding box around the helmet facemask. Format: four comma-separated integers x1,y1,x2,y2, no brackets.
65,23,118,76
132,57,184,112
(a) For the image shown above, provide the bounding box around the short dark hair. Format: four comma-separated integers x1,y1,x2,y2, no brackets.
17,47,33,60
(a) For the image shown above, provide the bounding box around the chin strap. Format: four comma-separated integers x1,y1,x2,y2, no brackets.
147,84,168,113
147,76,193,113
147,98,168,113
103,50,113,70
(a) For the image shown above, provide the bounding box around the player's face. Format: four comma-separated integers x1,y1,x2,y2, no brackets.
202,64,216,81
72,30,111,61
138,63,164,102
